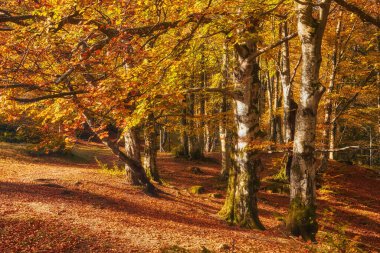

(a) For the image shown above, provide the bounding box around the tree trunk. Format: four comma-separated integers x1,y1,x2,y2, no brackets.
69,85,154,194
287,0,331,242
124,127,143,185
267,72,275,140
159,127,166,152
220,39,231,178
143,115,160,182
219,20,264,230
199,49,206,156
274,70,283,144
279,21,298,144
279,20,298,178
180,90,189,157
329,120,336,160
188,84,203,160
81,112,154,193
320,10,343,172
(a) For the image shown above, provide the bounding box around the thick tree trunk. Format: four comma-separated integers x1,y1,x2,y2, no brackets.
124,127,143,185
143,115,160,182
287,0,331,241
81,112,154,193
69,86,154,194
219,21,264,230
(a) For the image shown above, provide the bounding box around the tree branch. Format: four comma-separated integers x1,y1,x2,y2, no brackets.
248,32,298,61
11,91,87,103
185,87,236,97
334,0,380,28
290,55,302,85
0,80,38,90
330,70,377,123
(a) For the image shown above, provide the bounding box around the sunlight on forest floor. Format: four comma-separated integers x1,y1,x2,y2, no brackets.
0,141,379,252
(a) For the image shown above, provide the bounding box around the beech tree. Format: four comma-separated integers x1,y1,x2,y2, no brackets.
286,0,332,241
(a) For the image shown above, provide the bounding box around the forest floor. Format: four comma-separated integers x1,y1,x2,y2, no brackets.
0,141,379,253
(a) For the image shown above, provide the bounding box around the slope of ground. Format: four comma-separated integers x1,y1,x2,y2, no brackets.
0,141,379,252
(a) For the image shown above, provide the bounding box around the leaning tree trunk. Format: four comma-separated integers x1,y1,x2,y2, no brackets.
69,84,155,194
287,0,331,242
80,111,155,193
143,115,160,182
219,21,264,230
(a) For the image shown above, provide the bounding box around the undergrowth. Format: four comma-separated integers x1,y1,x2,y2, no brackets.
95,157,125,176
308,208,367,253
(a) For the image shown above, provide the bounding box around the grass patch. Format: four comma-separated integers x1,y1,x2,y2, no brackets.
95,157,125,176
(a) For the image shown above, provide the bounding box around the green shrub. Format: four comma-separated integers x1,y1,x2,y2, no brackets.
172,146,187,158
188,185,205,194
95,158,125,176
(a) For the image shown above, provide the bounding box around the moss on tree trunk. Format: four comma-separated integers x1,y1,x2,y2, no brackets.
219,153,264,230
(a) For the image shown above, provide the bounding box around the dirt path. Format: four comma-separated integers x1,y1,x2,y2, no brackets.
0,142,379,252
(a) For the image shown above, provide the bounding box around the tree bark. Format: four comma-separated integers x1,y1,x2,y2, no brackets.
267,72,275,140
320,10,343,171
287,0,331,242
219,19,264,230
124,127,143,185
199,49,206,156
143,114,160,182
188,82,203,160
279,20,298,178
274,69,283,144
279,21,298,144
82,112,154,193
220,39,232,178
180,86,189,157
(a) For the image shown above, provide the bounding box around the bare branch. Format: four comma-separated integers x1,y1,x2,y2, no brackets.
290,55,302,85
249,32,298,60
11,91,87,103
334,0,380,28
0,80,38,90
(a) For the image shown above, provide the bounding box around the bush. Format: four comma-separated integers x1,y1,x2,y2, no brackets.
95,158,125,176
27,135,71,156
172,145,187,158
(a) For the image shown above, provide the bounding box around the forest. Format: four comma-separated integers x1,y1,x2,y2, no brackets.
0,0,379,252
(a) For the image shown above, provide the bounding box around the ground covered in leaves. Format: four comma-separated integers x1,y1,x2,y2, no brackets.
0,141,379,252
